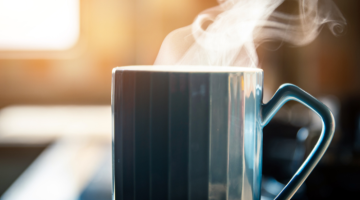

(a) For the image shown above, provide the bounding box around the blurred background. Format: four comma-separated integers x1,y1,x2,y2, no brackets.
0,0,359,199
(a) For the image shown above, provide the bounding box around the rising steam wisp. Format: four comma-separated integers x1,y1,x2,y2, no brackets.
155,0,346,67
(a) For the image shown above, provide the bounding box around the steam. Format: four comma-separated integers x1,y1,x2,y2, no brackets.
154,0,346,67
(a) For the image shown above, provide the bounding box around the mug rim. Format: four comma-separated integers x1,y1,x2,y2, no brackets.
114,65,263,73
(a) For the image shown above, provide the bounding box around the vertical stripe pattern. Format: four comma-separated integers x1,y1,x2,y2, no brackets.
209,73,229,200
188,74,210,200
135,72,151,200
169,73,189,200
150,72,170,200
112,70,263,200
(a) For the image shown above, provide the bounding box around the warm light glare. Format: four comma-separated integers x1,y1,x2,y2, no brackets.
0,0,79,50
0,106,111,143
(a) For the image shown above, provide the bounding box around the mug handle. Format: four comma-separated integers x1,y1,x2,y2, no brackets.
261,84,335,200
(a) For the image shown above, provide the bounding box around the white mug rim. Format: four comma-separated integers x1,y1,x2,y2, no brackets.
114,65,263,73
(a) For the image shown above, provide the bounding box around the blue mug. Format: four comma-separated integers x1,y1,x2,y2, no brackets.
111,66,335,200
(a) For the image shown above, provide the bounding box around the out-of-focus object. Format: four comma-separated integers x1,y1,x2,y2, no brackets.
0,0,79,50
0,106,112,200
0,138,107,200
0,106,111,144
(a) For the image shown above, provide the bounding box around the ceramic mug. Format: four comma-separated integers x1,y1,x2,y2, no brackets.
111,66,335,200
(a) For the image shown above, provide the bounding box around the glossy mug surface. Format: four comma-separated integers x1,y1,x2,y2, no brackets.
111,66,335,200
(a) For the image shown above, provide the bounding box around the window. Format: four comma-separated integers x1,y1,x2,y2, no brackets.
0,0,79,50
